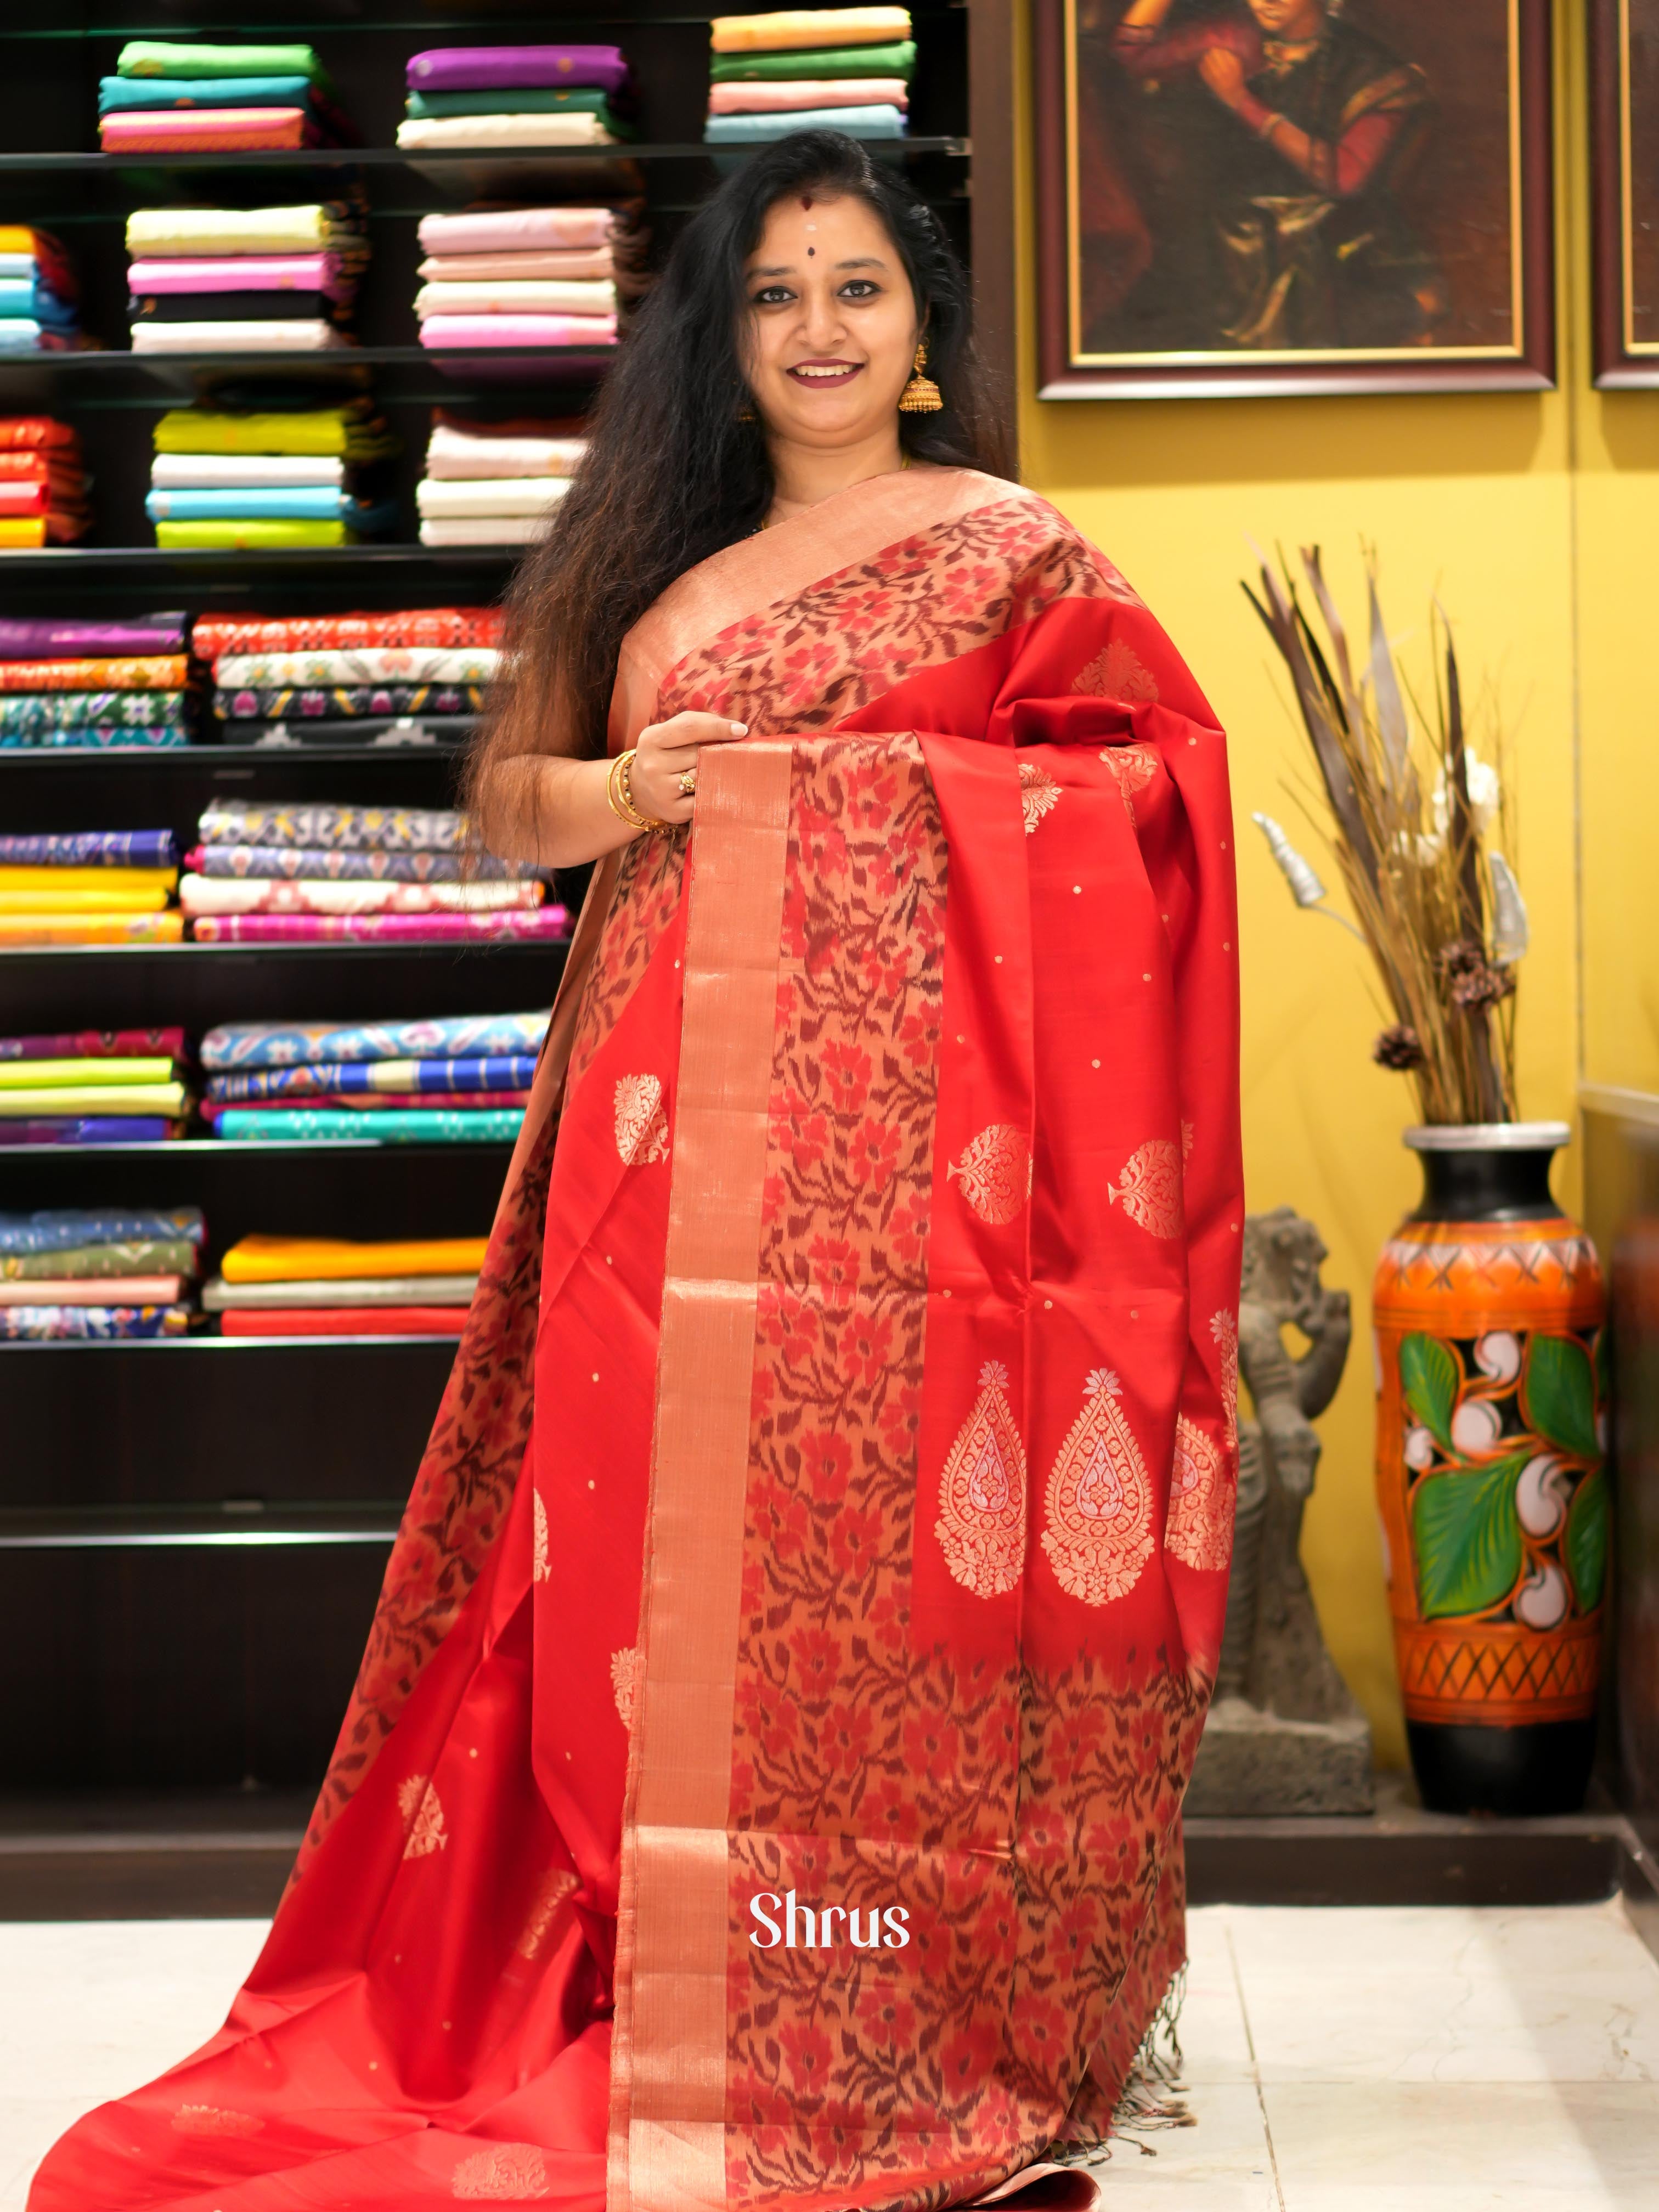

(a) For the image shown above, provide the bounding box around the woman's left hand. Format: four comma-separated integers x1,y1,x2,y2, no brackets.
1198,48,1249,107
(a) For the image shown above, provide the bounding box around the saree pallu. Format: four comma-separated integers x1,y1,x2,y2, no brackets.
30,467,1240,2212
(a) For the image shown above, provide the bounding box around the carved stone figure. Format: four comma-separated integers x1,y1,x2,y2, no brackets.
1187,1206,1375,1815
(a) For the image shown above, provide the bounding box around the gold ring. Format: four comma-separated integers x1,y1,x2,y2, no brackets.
677,768,698,798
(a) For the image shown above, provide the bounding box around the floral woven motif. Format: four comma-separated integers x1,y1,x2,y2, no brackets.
397,1774,448,1859
1108,1138,1183,1239
1165,1414,1233,1573
1041,1369,1155,1606
935,1360,1030,1598
1019,758,1062,835
450,2144,551,2200
613,1073,668,1165
948,1123,1032,1226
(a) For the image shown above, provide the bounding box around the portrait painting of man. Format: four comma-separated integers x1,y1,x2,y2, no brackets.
1036,0,1555,395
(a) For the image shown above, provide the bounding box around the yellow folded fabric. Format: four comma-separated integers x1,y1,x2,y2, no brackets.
0,1057,174,1090
0,865,178,893
710,8,911,54
0,1082,187,1115
0,887,172,913
221,1233,492,1283
0,912,184,944
0,519,48,548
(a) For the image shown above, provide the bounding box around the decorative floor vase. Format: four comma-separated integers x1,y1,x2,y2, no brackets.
1374,1122,1607,1815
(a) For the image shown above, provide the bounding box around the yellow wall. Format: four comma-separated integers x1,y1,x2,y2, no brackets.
1013,0,1647,1763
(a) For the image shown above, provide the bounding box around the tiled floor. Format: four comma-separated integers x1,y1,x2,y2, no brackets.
3,1902,1657,2209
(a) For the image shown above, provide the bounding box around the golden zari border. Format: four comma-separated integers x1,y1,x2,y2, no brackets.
608,741,794,2212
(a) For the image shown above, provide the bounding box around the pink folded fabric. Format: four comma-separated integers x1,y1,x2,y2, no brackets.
100,110,318,153
416,249,615,283
190,909,571,944
707,78,909,113
126,255,346,295
416,208,613,256
419,314,617,350
201,1091,534,1118
0,1276,184,1306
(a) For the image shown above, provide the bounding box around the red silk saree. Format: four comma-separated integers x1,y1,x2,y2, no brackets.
30,466,1242,2212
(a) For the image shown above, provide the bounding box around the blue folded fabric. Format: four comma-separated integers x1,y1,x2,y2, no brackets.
0,830,180,868
97,73,318,114
0,726,190,749
0,278,76,326
0,1119,173,1145
0,1206,205,1255
705,104,907,142
146,486,355,521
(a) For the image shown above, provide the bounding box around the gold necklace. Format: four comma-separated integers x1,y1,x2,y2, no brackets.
760,450,911,532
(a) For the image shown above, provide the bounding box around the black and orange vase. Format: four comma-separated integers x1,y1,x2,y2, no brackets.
1374,1122,1608,1815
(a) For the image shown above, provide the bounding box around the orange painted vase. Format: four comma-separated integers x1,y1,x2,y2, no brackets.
1374,1122,1607,1814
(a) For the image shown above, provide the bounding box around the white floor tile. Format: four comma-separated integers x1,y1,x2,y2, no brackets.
1259,2079,1659,2211
1085,2082,1278,2205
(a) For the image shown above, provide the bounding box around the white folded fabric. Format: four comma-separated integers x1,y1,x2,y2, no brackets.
420,515,554,546
132,321,347,354
396,114,617,150
416,477,573,520
215,645,501,687
204,1274,479,1310
425,425,588,479
152,454,346,489
414,279,617,319
180,877,539,918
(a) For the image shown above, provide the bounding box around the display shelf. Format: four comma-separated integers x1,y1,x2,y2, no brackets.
0,140,967,174
0,346,617,403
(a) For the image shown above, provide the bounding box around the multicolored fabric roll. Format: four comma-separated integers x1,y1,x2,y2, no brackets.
215,1107,526,1143
205,1056,540,1104
179,878,540,918
188,842,535,882
213,648,498,687
0,1029,186,1065
0,1303,191,1339
0,725,189,750
1,1238,198,1280
0,829,178,866
0,1205,202,1253
200,1009,549,1071
0,1118,176,1144
0,695,187,735
196,801,468,850
193,610,500,659
0,654,187,692
216,682,487,721
190,909,569,945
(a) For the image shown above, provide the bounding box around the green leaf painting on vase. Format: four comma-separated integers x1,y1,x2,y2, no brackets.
1565,1466,1609,1612
1401,1331,1458,1451
1412,1448,1527,1621
1523,1334,1601,1462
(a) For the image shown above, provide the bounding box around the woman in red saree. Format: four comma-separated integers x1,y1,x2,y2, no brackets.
30,133,1241,2212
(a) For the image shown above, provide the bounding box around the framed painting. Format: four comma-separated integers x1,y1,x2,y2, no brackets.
1591,0,1659,386
1034,0,1556,399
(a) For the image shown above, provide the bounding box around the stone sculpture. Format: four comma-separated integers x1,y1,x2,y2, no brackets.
1186,1206,1374,1815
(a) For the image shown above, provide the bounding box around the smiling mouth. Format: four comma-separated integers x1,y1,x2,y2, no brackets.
787,360,863,385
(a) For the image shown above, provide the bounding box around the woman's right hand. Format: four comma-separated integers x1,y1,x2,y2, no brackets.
628,710,749,827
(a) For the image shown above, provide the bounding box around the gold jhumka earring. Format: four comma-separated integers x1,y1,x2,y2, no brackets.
735,393,758,422
898,340,943,413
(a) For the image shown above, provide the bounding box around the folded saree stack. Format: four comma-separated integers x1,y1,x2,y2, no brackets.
183,799,565,945
0,828,183,946
417,411,588,546
0,417,92,547
415,206,628,360
399,44,631,153
0,1204,202,1338
147,394,398,550
707,7,913,140
126,202,367,359
99,40,353,154
206,1231,486,1336
0,1025,190,1143
194,605,498,746
199,1005,549,1141
0,612,196,748
0,229,89,356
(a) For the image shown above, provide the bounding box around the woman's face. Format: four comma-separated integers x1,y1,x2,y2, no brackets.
1246,0,1328,33
741,191,921,450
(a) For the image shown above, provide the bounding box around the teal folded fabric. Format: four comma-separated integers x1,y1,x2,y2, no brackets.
147,485,354,522
706,104,907,142
0,279,74,325
0,727,190,749
98,74,317,114
217,1108,525,1143
405,86,614,119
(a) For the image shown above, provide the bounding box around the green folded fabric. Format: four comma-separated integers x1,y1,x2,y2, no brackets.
155,518,347,549
1,1238,198,1282
406,87,615,119
117,41,332,92
710,39,916,82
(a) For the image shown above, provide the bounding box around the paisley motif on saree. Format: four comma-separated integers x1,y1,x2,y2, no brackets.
27,468,1240,2212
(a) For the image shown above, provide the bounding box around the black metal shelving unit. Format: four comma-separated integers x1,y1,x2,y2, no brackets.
0,0,985,1814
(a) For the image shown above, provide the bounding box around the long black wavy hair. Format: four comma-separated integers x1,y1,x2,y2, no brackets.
466,130,1013,803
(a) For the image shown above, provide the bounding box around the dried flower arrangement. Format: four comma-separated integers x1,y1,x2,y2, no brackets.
1246,548,1526,1126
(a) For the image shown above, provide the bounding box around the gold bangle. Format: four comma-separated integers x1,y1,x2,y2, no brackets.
607,747,671,837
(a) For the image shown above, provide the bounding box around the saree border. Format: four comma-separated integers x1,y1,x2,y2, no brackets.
610,469,1048,741
608,741,794,2212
